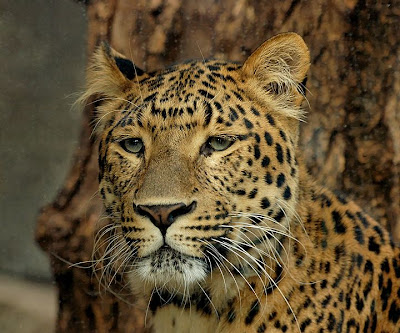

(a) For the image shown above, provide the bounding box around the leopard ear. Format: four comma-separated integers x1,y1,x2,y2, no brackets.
81,42,145,102
242,33,310,119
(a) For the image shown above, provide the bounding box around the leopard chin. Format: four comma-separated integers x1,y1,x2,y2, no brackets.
130,245,209,293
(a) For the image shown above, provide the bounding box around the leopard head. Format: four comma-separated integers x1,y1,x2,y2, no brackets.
82,33,310,297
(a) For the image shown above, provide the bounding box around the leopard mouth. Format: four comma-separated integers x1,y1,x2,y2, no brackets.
141,244,191,262
132,244,208,290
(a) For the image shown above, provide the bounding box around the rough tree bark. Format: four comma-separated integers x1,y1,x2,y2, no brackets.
36,1,400,332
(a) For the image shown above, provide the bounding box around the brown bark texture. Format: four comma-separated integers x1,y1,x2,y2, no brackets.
36,0,400,332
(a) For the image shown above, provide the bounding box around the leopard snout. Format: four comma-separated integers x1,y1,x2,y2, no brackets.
134,201,197,235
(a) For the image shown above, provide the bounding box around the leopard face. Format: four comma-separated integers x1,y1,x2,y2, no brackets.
85,33,309,296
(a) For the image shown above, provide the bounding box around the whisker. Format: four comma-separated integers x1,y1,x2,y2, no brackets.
197,282,219,318
200,241,243,309
208,239,262,305
144,288,156,328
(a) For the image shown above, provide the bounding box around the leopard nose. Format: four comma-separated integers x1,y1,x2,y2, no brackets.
134,201,197,235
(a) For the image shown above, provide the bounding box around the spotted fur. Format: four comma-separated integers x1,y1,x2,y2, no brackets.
82,33,400,332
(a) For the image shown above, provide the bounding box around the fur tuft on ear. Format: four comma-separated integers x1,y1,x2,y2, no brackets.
78,42,145,106
242,32,310,120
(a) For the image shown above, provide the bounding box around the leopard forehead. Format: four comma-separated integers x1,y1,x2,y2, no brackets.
102,60,250,134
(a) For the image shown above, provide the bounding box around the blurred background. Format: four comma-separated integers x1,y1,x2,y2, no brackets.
0,0,86,331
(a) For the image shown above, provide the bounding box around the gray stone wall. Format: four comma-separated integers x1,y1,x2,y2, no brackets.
0,0,87,280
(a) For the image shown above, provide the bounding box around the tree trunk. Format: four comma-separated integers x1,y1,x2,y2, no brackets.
36,0,400,331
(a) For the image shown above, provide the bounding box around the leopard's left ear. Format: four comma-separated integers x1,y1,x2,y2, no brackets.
79,42,146,103
242,33,310,118
77,43,147,134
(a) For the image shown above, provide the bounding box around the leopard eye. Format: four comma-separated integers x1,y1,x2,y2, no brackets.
120,138,144,154
207,136,233,152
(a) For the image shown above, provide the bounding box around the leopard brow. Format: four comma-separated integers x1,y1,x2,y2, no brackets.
112,134,141,142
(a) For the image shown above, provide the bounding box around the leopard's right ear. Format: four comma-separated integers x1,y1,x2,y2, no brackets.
80,42,146,103
242,33,310,120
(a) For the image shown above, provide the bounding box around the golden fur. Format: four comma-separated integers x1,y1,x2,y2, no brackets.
83,33,400,332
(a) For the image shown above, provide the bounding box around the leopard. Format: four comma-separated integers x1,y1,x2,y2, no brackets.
81,33,400,332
